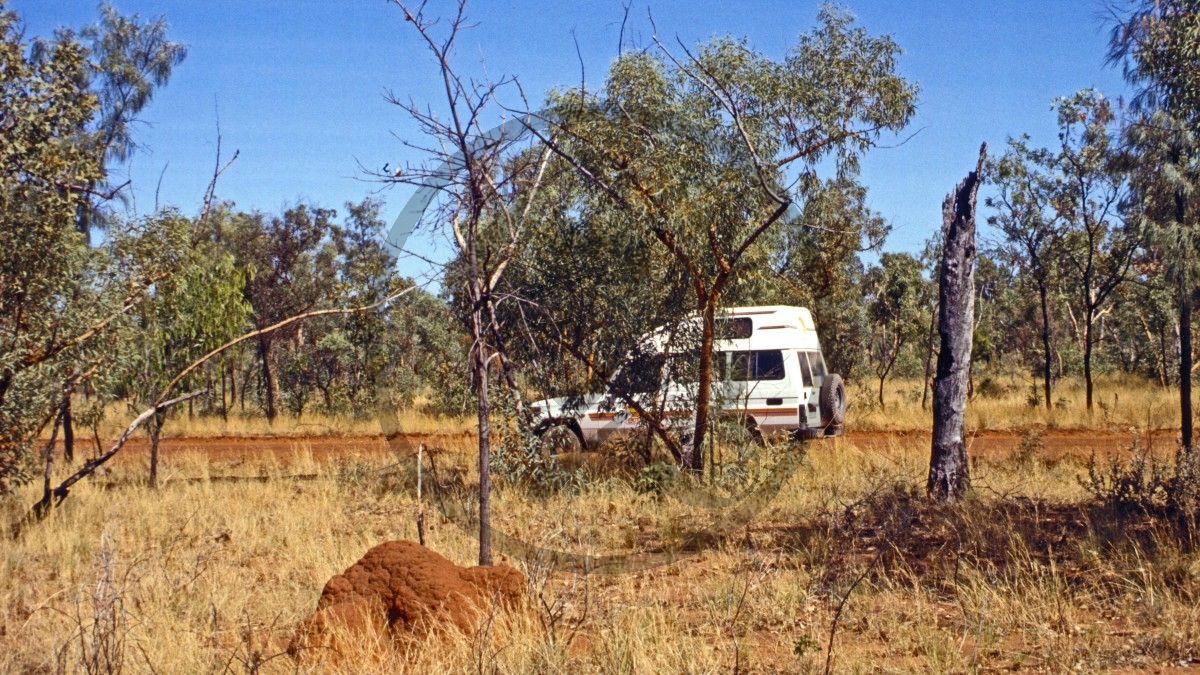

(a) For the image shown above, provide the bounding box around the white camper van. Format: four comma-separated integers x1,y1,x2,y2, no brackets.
531,306,846,450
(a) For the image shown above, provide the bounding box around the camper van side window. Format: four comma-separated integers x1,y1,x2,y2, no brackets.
797,351,813,388
717,317,753,339
727,350,785,381
755,350,785,380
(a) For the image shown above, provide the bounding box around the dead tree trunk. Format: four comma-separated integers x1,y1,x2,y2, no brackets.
928,143,986,501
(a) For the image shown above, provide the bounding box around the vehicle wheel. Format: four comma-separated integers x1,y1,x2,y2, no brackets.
536,421,584,456
819,374,846,427
713,416,763,450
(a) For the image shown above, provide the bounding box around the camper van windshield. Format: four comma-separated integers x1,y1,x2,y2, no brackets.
609,348,665,396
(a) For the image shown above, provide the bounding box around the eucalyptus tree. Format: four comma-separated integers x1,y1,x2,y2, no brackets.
75,3,186,230
495,153,685,403
1109,0,1200,450
0,6,189,493
121,212,249,486
0,9,96,491
771,177,889,379
228,205,339,423
865,252,928,409
1052,90,1140,412
986,137,1065,410
535,5,917,471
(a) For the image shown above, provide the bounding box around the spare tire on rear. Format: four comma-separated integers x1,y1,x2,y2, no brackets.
819,373,846,427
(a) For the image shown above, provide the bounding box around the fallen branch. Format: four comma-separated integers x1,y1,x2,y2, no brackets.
13,389,206,537
9,286,419,539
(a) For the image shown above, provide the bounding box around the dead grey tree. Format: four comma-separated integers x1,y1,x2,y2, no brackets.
928,143,986,501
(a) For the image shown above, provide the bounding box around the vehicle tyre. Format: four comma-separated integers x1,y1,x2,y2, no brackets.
713,416,764,450
535,420,584,456
819,373,846,427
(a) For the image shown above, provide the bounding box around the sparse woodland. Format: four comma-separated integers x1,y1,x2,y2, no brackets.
3,1,1200,672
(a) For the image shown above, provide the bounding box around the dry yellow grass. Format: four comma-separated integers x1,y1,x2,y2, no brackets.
76,402,473,439
61,375,1182,442
851,374,1184,432
3,408,1198,673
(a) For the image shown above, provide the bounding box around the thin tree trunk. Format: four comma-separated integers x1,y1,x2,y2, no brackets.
149,414,162,488
19,390,205,532
1181,279,1193,452
257,335,278,423
929,144,985,502
688,301,719,474
61,396,74,464
472,299,493,566
1084,307,1095,413
878,330,900,409
40,412,62,513
921,299,938,411
228,360,236,415
1038,282,1053,411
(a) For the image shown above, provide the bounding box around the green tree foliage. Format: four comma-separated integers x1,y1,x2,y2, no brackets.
228,205,339,422
75,4,186,230
1052,90,1140,412
865,252,929,408
491,149,692,399
82,4,186,165
118,211,250,486
1110,0,1200,449
987,136,1066,410
770,177,889,378
988,91,1139,413
532,5,916,469
0,5,155,492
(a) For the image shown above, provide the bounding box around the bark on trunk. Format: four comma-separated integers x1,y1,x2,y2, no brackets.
928,144,985,502
61,396,74,463
257,335,278,423
473,303,493,566
476,355,492,564
687,303,719,474
1181,282,1193,452
228,361,237,415
149,414,162,489
1038,282,1053,411
1084,307,1095,413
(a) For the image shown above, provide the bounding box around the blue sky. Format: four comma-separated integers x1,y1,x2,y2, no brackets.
16,1,1129,277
